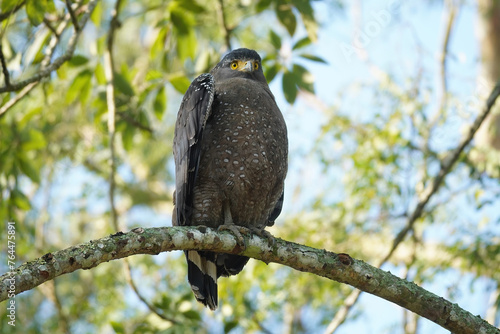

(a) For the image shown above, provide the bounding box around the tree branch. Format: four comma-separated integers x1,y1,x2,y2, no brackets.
326,80,500,333
0,1,25,22
217,0,232,51
0,0,98,93
65,0,80,31
0,43,11,88
0,226,498,334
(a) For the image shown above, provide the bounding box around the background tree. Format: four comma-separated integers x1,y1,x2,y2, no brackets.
0,0,499,333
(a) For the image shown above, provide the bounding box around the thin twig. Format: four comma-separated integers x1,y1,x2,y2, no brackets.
0,1,25,22
383,82,500,264
0,2,83,118
217,0,232,50
0,0,98,93
104,0,173,323
117,111,154,134
428,0,459,131
123,260,178,324
104,0,122,232
0,82,37,118
43,17,60,38
65,0,80,31
0,43,11,87
325,80,500,334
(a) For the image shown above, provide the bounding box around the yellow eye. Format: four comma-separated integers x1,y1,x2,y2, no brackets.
230,61,238,70
253,62,259,70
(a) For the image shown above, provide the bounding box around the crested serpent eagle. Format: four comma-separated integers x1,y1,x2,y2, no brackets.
173,48,288,310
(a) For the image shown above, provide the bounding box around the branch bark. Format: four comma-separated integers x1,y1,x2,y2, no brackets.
0,226,498,334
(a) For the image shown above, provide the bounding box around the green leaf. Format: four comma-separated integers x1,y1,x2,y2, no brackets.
292,36,311,50
256,0,272,12
121,123,134,152
91,1,102,27
113,73,135,97
264,63,280,83
177,29,197,61
276,4,296,36
269,30,282,49
292,0,317,41
11,189,31,210
182,310,201,321
17,153,40,183
153,86,166,120
224,320,238,334
110,321,125,334
282,70,298,104
1,0,18,12
145,70,163,82
178,0,205,13
292,63,314,93
150,27,167,59
69,55,89,67
26,0,55,26
21,128,47,151
94,63,106,85
169,74,191,94
170,8,191,35
300,53,327,63
66,70,92,104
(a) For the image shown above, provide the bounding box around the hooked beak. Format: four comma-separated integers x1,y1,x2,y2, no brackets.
241,61,253,72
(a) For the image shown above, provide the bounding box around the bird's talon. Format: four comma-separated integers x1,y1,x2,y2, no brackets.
218,224,246,248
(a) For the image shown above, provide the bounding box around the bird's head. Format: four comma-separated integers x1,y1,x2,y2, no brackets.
211,48,267,84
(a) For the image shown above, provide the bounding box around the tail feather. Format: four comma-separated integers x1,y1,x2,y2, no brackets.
217,254,249,277
186,251,250,310
187,251,218,310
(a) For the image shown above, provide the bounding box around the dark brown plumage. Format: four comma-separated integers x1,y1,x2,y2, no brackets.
173,48,288,310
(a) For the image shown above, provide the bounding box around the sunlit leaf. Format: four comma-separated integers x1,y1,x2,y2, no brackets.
292,36,311,50
26,0,55,26
94,63,106,85
265,63,280,83
66,70,93,104
1,0,18,12
169,74,191,94
282,70,298,104
113,73,135,97
292,0,317,41
21,128,47,151
121,123,134,152
91,1,102,27
256,0,272,12
110,321,124,334
182,310,201,321
17,153,40,183
11,189,31,210
69,55,90,67
276,4,297,36
299,53,327,63
269,30,282,49
177,29,197,61
153,86,166,120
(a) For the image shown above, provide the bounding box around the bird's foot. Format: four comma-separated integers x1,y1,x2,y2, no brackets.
218,224,247,248
248,227,276,246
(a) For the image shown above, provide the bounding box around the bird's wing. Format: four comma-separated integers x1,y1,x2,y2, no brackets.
267,190,284,227
173,73,215,226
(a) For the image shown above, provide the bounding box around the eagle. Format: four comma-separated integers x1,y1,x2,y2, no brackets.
173,48,288,310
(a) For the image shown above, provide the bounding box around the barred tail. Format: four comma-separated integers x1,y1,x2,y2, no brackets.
186,251,218,310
